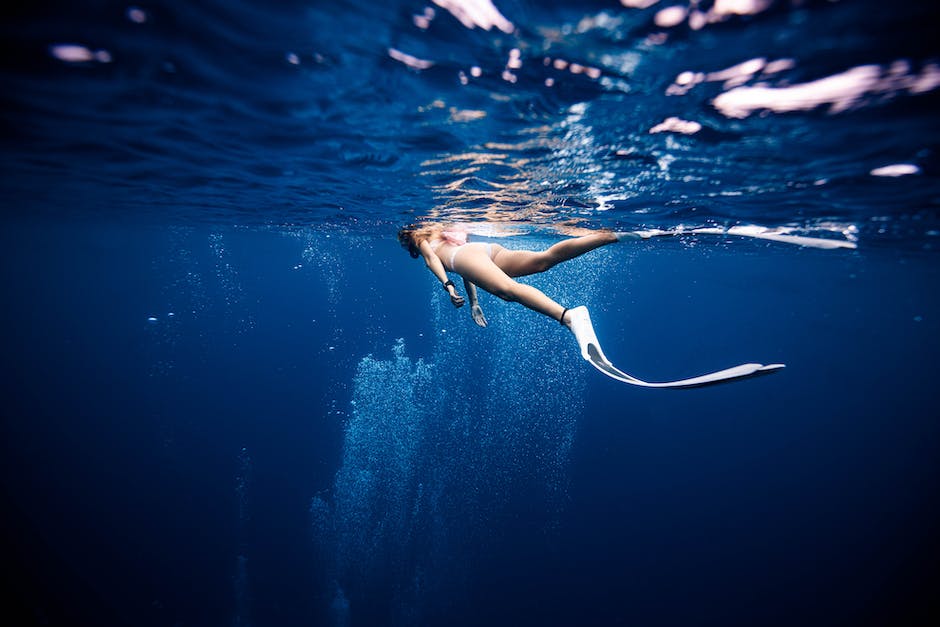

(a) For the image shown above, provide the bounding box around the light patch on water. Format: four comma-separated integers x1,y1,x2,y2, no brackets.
667,57,794,96
388,48,434,71
448,108,486,123
654,5,688,28
599,51,642,76
432,0,514,33
126,7,148,24
669,56,940,119
49,44,111,64
654,0,773,31
712,61,940,118
649,117,702,135
413,6,436,30
543,56,603,80
870,163,920,177
620,0,660,8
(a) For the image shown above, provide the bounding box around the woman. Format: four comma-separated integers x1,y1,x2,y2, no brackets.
397,224,622,328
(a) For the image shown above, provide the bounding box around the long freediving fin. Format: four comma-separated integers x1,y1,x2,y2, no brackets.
715,225,856,249
566,306,784,389
617,225,857,250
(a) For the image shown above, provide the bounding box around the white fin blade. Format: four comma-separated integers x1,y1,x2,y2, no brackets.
726,226,857,249
617,225,857,249
566,306,785,389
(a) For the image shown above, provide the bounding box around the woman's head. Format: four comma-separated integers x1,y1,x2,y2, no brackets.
397,226,420,258
397,224,439,258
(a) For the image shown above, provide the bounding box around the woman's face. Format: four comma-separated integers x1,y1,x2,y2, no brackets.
398,229,420,258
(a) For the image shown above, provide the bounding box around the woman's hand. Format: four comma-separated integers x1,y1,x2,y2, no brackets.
470,304,487,327
449,290,465,308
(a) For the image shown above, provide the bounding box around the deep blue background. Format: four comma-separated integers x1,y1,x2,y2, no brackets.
2,0,940,625
2,218,938,626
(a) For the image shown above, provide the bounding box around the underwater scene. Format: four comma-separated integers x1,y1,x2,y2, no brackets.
1,1,939,625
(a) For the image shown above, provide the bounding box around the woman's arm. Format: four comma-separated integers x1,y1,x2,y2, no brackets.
462,278,487,327
418,240,465,307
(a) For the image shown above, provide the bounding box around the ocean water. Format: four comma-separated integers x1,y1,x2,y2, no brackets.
1,1,939,626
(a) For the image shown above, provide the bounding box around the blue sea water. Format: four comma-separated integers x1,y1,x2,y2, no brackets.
1,1,939,626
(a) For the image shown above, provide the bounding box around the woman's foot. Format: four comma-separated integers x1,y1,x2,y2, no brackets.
559,305,590,331
563,306,599,362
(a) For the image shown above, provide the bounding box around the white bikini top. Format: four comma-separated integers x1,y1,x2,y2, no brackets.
430,230,468,250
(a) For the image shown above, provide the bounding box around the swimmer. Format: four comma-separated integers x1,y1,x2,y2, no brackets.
396,223,855,387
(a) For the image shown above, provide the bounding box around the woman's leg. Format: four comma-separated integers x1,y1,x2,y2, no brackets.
492,232,618,278
455,247,569,323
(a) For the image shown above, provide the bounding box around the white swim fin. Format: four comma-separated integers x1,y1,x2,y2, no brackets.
712,225,856,249
566,306,784,389
616,225,857,249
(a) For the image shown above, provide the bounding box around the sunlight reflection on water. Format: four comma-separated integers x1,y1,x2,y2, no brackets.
0,0,932,244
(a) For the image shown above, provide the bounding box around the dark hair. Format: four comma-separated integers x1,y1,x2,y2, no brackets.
397,227,420,258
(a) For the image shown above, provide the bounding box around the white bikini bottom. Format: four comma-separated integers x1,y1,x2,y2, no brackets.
449,242,495,272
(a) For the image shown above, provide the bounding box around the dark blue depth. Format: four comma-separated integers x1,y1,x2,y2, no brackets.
1,1,939,626
3,222,938,626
